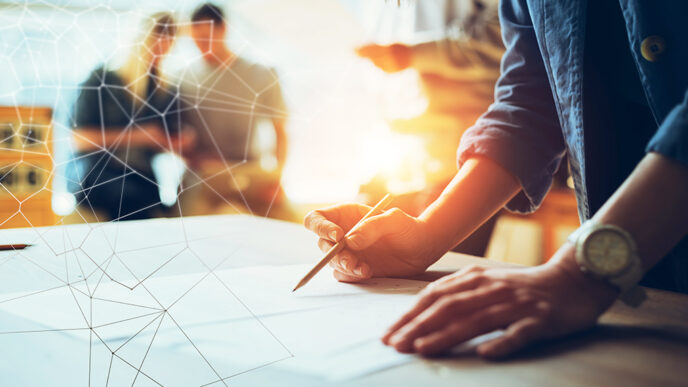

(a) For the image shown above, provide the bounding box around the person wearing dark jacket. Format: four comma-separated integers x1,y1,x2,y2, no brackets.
69,12,194,221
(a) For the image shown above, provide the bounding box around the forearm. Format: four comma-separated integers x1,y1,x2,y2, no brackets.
590,153,688,269
419,156,521,259
73,125,161,151
545,152,688,303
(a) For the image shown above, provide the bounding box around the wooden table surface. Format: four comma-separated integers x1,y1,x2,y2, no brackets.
0,215,687,386
358,254,688,387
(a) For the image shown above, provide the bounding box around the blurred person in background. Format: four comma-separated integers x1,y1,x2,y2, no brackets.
177,3,289,219
68,12,195,221
357,0,503,256
359,0,502,92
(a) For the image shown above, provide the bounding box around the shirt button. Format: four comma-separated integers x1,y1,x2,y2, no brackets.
640,35,666,62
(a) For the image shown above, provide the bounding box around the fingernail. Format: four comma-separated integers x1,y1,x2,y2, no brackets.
329,230,338,241
355,267,363,277
346,235,359,249
389,333,403,346
340,258,349,270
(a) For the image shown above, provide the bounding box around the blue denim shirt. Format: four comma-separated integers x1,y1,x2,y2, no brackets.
457,0,688,291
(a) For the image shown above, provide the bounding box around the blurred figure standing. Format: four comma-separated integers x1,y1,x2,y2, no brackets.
178,3,289,218
69,12,195,221
360,0,502,92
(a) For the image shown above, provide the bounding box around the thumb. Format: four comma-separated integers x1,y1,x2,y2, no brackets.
345,208,414,250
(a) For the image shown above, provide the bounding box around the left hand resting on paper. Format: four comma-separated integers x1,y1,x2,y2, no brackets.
382,244,618,359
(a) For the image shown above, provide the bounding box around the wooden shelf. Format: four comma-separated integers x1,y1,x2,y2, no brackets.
0,106,56,228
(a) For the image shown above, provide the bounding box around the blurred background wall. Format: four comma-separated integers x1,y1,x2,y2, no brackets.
0,0,432,209
0,0,580,265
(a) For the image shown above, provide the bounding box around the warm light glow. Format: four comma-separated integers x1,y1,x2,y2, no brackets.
281,175,361,205
281,64,429,204
361,124,428,195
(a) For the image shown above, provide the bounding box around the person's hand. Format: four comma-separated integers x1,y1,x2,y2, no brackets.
356,43,413,73
304,203,438,282
382,245,620,358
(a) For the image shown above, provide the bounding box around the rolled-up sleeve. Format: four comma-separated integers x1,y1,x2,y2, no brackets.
457,0,566,213
646,88,688,167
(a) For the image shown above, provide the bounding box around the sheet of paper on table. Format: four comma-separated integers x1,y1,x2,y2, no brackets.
0,264,430,384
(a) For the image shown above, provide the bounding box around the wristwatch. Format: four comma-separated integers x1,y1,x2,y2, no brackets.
568,221,647,307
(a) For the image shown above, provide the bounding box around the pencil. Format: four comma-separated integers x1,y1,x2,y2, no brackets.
292,194,394,292
0,244,32,251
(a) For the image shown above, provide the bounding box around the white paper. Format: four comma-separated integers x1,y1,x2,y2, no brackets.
0,264,427,384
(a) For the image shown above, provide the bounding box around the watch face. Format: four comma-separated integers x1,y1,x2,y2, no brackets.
583,229,631,276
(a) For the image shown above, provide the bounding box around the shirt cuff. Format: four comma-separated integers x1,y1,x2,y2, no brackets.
646,93,688,167
458,126,563,214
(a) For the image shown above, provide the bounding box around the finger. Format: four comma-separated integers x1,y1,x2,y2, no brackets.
317,239,348,271
346,208,412,250
333,268,367,283
305,204,370,236
387,282,513,352
434,265,486,286
330,250,360,276
412,302,533,356
318,238,366,278
351,262,372,280
423,265,486,291
382,272,484,345
304,211,344,242
476,317,543,359
319,239,340,270
318,238,334,253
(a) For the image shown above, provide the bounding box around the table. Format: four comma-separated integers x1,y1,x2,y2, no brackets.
1,215,687,386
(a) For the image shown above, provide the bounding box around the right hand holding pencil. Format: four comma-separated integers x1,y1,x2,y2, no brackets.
304,203,435,282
